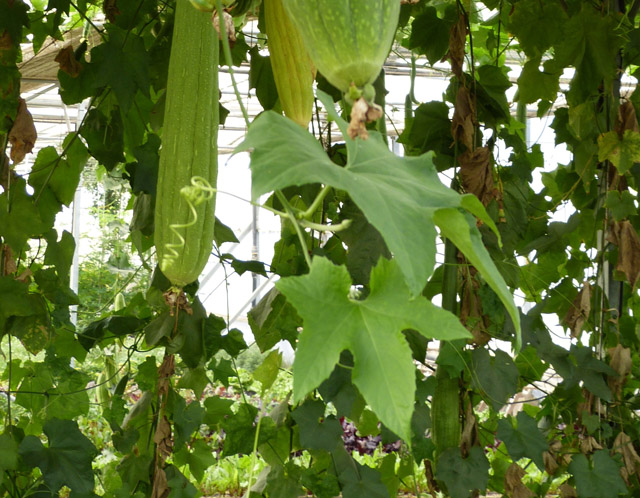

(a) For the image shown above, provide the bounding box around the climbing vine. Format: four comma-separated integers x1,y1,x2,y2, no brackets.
2,0,640,497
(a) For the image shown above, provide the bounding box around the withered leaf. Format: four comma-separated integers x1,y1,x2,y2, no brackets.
8,99,37,164
452,86,476,150
563,281,591,339
16,269,32,283
608,344,632,398
613,431,640,483
447,15,467,77
151,466,169,498
616,101,639,136
213,10,236,44
103,0,120,23
2,245,17,275
157,354,175,396
347,97,382,140
608,220,640,289
579,435,602,454
460,401,479,455
559,483,578,498
459,147,493,206
154,415,173,458
504,463,534,498
54,45,83,78
543,450,559,475
460,276,491,346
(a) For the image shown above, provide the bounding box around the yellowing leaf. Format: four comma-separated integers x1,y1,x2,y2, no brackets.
598,130,640,174
277,257,471,441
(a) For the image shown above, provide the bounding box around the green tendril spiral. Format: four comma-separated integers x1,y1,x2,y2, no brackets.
161,176,216,272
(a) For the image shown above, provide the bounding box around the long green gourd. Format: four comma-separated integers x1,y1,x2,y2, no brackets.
264,0,315,128
155,0,219,288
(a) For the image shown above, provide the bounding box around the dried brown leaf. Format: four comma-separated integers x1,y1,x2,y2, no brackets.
213,10,236,44
613,431,640,480
616,101,639,136
608,344,632,397
459,147,493,206
347,98,382,140
2,245,17,276
543,450,559,475
504,463,534,498
579,435,602,454
452,86,476,150
54,45,83,78
460,402,479,455
154,416,173,458
608,220,640,289
559,483,578,498
151,467,169,498
157,355,175,397
103,0,120,23
447,16,467,77
16,269,32,283
460,274,491,346
562,281,591,339
8,99,37,164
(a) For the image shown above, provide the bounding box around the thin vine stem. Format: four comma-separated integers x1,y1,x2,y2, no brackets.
215,0,250,127
276,190,313,269
300,185,331,220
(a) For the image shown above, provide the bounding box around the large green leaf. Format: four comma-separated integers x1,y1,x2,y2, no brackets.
277,257,471,441
436,447,490,498
291,400,343,452
434,208,521,348
496,412,548,470
238,91,500,299
471,348,519,410
568,451,627,498
0,179,48,252
19,418,98,495
0,432,18,486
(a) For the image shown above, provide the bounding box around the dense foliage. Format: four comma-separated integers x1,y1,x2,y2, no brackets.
2,0,640,496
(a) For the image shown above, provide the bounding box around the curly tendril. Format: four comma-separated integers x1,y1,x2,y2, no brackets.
161,176,215,270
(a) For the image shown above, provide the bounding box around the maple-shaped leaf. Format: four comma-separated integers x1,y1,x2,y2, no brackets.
497,412,548,470
598,130,640,175
568,450,627,498
277,257,471,441
239,90,521,346
238,91,497,298
90,26,150,113
436,446,490,498
19,418,98,495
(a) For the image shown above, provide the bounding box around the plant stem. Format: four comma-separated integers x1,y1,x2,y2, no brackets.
276,190,312,269
215,0,250,127
300,185,331,220
299,218,351,232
